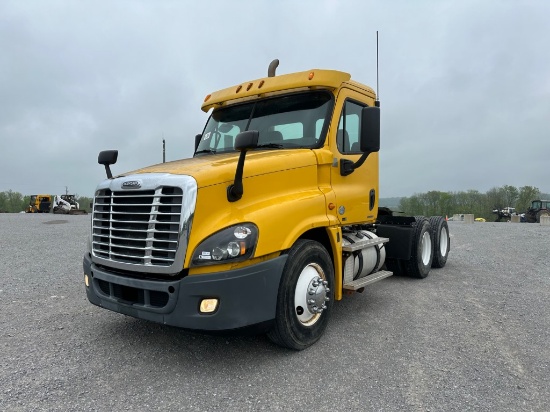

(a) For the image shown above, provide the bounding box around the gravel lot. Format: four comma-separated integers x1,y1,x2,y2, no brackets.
1,213,549,411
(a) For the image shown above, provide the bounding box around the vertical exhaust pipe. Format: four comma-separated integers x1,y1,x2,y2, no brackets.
268,59,279,77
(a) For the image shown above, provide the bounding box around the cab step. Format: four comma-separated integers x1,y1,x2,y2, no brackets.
343,270,393,290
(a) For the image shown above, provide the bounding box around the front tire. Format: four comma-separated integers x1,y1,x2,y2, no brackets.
267,240,334,350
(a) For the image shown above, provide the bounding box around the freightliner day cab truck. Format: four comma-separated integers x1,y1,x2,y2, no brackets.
84,60,450,350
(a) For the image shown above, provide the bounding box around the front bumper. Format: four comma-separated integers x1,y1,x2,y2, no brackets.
83,253,287,331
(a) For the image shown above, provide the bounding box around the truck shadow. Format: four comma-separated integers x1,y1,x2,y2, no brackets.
91,271,445,367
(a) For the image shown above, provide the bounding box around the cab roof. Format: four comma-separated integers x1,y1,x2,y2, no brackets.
201,69,375,112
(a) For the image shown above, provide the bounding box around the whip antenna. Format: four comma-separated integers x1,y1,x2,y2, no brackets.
376,31,380,107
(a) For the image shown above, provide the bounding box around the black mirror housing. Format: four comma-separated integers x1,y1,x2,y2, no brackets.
98,150,118,166
98,150,118,179
194,134,202,151
360,107,380,153
235,130,259,151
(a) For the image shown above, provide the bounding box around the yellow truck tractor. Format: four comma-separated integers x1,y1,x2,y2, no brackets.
26,194,52,213
84,61,450,350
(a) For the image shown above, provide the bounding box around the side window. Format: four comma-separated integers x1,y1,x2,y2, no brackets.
337,100,363,153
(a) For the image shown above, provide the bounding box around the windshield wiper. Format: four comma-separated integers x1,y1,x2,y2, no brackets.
256,143,283,149
194,149,217,155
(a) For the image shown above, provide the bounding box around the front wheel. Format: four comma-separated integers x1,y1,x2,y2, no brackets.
267,239,334,350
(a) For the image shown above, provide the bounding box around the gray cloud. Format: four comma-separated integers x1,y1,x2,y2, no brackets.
1,0,549,197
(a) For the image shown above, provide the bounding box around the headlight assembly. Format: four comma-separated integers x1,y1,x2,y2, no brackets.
191,223,258,266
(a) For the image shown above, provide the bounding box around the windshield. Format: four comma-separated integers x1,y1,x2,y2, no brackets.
195,91,333,154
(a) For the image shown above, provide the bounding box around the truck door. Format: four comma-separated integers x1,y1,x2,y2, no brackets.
329,89,379,225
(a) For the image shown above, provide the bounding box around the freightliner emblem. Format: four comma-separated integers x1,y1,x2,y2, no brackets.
122,180,142,189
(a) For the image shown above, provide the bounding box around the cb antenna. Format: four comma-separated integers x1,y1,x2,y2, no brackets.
375,31,380,107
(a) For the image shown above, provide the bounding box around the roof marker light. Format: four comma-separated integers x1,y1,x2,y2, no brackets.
236,85,242,93
204,94,211,102
246,82,253,91
259,80,265,88
308,72,315,80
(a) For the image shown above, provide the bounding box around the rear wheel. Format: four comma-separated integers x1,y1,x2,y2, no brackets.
267,239,334,350
429,216,450,268
404,217,433,278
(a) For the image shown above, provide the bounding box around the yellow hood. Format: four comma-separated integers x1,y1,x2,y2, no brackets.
125,149,318,188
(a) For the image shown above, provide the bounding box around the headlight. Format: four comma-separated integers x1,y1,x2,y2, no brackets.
191,223,258,266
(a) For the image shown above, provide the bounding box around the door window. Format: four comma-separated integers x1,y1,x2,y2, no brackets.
337,100,364,154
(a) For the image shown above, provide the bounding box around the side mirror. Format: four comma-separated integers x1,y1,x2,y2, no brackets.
98,150,118,179
194,134,202,151
360,106,380,153
235,130,259,150
340,106,380,176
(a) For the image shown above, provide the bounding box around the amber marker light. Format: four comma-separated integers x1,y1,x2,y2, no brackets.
328,203,336,210
308,71,315,80
204,94,211,102
200,298,219,313
258,80,265,88
236,85,242,93
246,82,253,91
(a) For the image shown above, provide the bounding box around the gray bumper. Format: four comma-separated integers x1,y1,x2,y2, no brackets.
83,253,287,331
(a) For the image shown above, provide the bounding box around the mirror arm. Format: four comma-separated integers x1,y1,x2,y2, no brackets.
227,150,248,202
340,152,370,176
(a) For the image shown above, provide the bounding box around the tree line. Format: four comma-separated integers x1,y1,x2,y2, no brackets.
398,185,549,221
0,190,93,213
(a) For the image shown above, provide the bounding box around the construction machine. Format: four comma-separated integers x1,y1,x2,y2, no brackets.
26,194,52,213
53,195,88,215
524,200,550,223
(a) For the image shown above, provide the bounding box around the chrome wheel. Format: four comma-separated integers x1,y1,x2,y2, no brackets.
294,263,330,326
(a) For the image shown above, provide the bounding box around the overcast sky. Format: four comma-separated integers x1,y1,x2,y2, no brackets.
1,0,549,198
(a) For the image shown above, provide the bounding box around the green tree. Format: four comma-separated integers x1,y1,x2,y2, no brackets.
516,186,540,212
0,192,7,212
76,196,93,212
502,185,519,207
5,190,25,213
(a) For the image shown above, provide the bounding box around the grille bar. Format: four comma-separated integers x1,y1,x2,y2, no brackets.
92,186,183,267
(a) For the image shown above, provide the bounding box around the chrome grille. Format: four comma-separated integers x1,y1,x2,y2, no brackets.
92,187,183,266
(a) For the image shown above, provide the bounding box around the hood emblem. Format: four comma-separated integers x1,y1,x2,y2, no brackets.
122,180,142,189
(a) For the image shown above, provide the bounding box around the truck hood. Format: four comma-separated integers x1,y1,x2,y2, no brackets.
124,150,318,188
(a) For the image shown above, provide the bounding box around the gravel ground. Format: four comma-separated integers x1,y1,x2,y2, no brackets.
0,214,549,411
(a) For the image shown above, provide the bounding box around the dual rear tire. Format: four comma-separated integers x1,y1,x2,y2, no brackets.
389,215,450,278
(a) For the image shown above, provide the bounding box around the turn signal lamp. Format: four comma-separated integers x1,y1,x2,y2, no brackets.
200,299,219,313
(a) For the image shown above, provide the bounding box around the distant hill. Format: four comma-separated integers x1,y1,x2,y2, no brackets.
379,197,402,210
